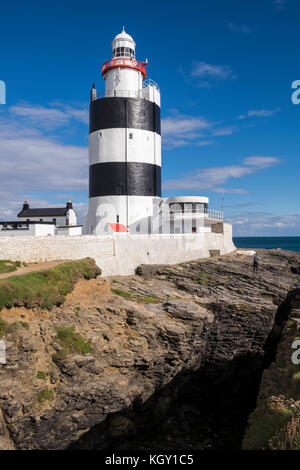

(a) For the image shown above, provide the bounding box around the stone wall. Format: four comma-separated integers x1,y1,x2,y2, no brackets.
0,223,235,276
211,222,224,234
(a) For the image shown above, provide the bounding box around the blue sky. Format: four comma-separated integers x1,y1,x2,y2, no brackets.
0,0,299,236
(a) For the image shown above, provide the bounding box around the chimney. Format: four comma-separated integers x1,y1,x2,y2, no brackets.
23,201,29,211
66,200,73,210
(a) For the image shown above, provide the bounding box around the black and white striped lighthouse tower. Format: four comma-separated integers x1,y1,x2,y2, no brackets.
84,28,161,234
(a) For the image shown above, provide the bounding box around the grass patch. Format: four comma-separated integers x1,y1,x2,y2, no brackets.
243,314,300,450
37,371,48,380
0,318,18,338
269,415,300,450
111,288,161,304
199,278,210,285
137,295,160,304
290,371,300,397
0,260,21,274
111,288,132,300
0,258,100,311
243,398,295,450
52,325,91,362
37,388,54,404
0,318,9,337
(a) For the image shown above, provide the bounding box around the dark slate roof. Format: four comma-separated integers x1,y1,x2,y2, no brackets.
17,208,67,218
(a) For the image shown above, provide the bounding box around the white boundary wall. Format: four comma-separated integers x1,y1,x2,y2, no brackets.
0,224,55,237
0,223,235,276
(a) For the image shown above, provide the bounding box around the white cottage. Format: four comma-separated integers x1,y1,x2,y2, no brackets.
0,200,82,236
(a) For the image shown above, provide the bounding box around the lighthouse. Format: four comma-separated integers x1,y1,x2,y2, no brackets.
84,28,161,234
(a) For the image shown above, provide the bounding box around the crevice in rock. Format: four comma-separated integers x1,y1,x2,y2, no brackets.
0,408,16,450
69,289,294,451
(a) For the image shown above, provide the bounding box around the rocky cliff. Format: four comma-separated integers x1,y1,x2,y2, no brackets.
0,249,299,450
243,284,300,450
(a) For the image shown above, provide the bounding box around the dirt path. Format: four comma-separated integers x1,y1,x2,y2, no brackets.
0,260,69,280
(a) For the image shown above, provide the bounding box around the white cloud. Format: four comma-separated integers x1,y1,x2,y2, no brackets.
224,202,261,209
162,115,210,137
161,112,237,149
212,126,237,136
272,0,287,12
0,106,88,222
243,156,282,167
162,114,211,148
9,103,89,129
181,61,236,88
195,140,215,147
238,108,280,119
190,62,234,80
163,156,282,193
0,127,88,192
227,211,300,236
73,203,88,224
227,23,251,34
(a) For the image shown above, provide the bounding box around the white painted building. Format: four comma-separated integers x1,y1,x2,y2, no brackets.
84,28,162,235
0,200,82,236
164,196,223,234
0,221,55,237
83,29,223,236
18,200,77,226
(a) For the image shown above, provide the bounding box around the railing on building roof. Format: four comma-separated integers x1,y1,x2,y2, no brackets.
168,209,223,221
143,79,160,91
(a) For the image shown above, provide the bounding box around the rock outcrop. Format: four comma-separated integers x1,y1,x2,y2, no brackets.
0,249,299,450
242,285,300,450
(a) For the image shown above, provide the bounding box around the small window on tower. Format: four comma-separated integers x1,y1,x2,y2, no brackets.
129,133,133,139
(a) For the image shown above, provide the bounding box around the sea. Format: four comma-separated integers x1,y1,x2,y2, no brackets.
233,237,300,253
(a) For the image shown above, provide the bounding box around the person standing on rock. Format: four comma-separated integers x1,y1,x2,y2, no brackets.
253,254,261,272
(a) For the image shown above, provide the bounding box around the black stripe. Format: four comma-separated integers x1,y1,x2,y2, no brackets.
89,162,161,197
89,98,161,135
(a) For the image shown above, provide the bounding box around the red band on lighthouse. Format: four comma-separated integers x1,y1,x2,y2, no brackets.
102,59,147,79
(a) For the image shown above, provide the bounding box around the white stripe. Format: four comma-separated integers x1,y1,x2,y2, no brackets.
89,129,161,166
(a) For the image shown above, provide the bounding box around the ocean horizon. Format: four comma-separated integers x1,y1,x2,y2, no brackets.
233,236,300,252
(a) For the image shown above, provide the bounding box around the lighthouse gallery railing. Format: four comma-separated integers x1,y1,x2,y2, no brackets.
96,80,160,99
